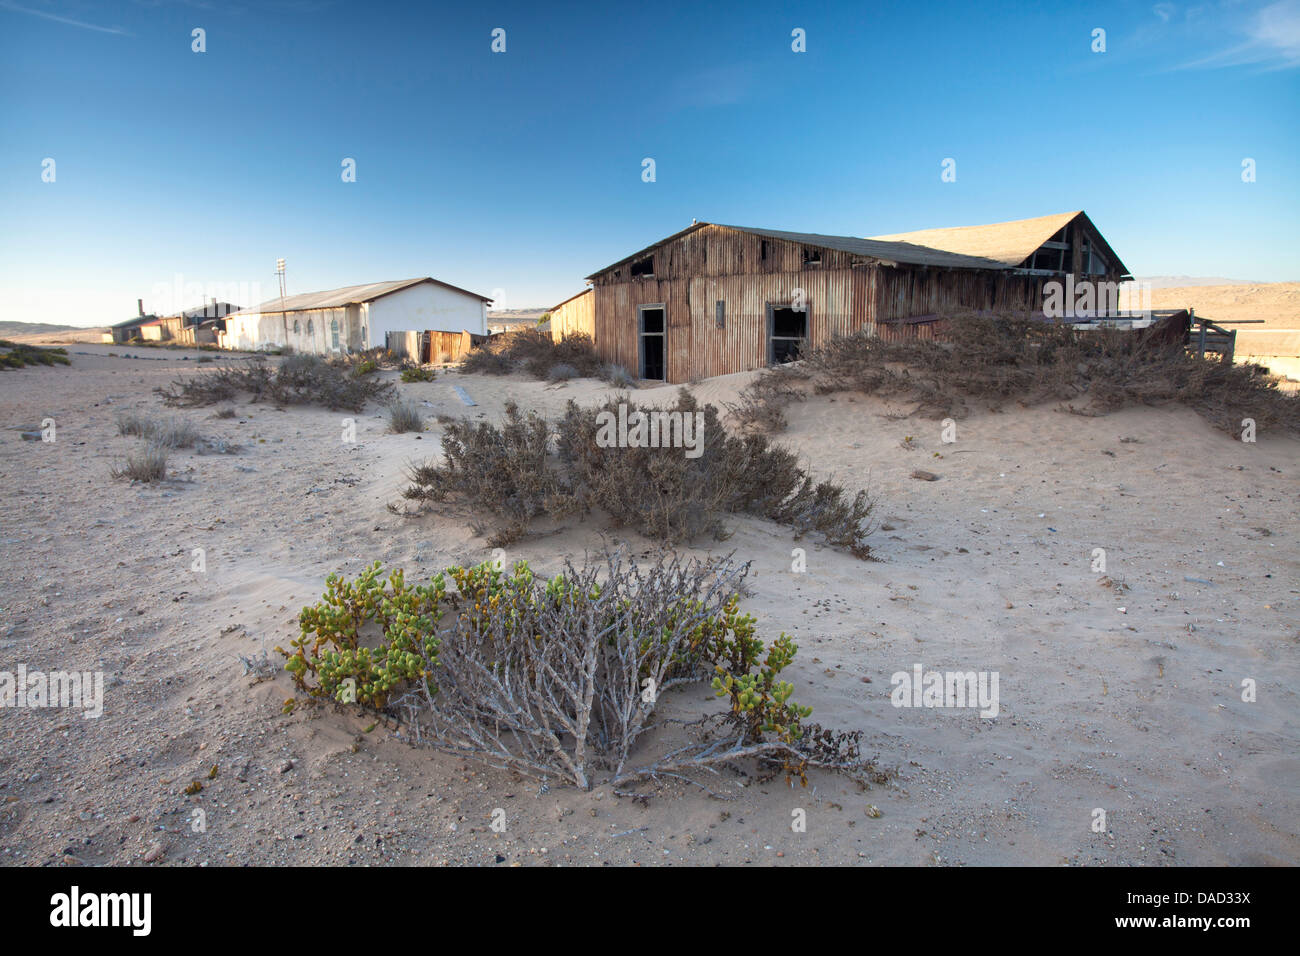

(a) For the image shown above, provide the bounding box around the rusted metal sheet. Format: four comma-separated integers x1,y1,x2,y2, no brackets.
585,223,1076,383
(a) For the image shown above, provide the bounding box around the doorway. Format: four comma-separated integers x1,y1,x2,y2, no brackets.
637,304,665,380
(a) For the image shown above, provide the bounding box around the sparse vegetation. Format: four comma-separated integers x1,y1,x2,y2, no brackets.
729,313,1300,439
114,410,200,448
386,400,425,434
461,327,602,380
394,393,874,556
601,363,637,388
111,443,169,482
281,551,879,791
395,402,568,546
155,354,395,412
400,365,437,383
0,340,71,369
547,363,578,382
557,391,875,556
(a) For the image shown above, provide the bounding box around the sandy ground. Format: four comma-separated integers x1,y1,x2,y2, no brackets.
1,344,1297,867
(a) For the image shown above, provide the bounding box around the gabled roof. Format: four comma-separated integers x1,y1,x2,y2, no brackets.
229,277,492,317
112,314,158,329
586,222,1012,280
869,210,1129,275
180,302,242,320
716,224,1013,270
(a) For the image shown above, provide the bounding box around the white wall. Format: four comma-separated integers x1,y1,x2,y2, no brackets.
363,282,486,347
223,307,359,353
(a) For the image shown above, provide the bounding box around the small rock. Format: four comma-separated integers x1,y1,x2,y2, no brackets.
143,842,165,863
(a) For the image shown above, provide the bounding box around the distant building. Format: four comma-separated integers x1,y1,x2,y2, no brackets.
220,277,492,354
110,299,156,344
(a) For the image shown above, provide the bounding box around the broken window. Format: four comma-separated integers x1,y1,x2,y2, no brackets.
715,300,725,329
1083,240,1108,276
768,303,807,364
631,256,654,278
802,246,822,266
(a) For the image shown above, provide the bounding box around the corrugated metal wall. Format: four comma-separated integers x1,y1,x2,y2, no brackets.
549,289,595,342
586,224,1057,383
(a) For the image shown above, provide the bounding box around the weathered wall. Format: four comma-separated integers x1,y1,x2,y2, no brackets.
222,306,361,353
588,225,1044,382
549,289,595,342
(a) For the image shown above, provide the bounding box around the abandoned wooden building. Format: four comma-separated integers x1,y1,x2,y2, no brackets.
551,211,1130,383
221,277,492,354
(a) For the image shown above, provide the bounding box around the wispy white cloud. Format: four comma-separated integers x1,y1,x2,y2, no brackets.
0,1,131,35
1166,0,1300,70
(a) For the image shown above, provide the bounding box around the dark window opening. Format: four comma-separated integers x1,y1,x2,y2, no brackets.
631,257,654,278
802,246,822,266
769,305,807,365
715,300,725,329
761,240,769,262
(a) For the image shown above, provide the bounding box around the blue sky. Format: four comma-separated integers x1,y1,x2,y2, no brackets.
1,0,1297,326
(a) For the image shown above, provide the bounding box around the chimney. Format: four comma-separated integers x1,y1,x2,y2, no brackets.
138,298,144,317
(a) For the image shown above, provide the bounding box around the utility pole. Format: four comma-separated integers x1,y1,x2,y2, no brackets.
277,258,287,344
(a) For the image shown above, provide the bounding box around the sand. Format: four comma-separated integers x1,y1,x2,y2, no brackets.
0,344,1296,866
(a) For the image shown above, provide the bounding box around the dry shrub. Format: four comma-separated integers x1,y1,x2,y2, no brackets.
115,411,200,448
156,354,395,412
112,443,168,482
601,363,637,388
285,551,880,791
460,328,601,380
395,393,873,557
392,402,575,547
386,400,425,434
558,391,874,556
547,363,578,382
732,314,1300,439
728,367,802,432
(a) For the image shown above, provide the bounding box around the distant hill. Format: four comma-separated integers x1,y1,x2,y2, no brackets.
0,320,80,337
1135,276,1270,289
